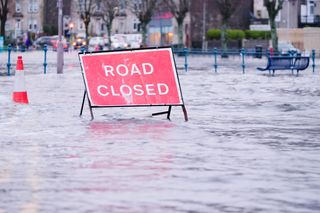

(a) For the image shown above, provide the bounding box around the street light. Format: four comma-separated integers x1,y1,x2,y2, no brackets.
69,22,74,42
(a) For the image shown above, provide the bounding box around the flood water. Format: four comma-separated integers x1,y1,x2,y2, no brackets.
0,52,320,212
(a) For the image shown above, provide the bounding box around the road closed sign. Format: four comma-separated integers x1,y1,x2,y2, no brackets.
79,47,184,107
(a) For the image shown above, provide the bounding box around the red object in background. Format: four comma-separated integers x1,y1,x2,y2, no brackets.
79,48,184,107
269,47,273,56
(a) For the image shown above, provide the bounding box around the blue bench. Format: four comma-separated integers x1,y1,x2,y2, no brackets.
257,56,310,75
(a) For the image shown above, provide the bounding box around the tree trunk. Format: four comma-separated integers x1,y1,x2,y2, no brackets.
85,21,89,45
107,24,112,49
1,13,7,43
141,23,148,47
177,21,184,47
221,23,228,57
0,3,8,41
270,18,278,53
0,18,6,38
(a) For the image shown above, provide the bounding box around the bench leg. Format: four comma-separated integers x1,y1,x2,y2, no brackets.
272,70,275,76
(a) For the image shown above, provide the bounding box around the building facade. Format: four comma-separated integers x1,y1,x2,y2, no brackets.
68,0,141,37
190,0,253,48
6,0,45,40
299,0,320,27
251,0,320,29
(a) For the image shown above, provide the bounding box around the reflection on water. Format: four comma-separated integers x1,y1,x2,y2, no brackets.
1,64,320,212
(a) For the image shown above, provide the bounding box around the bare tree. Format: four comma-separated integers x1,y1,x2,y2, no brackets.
165,0,190,47
214,0,242,56
264,0,284,52
0,0,9,41
99,0,120,49
128,0,158,47
78,0,96,44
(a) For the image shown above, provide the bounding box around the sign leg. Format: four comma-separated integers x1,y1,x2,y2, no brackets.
152,106,172,120
87,97,94,120
167,106,172,120
80,90,86,116
182,105,188,122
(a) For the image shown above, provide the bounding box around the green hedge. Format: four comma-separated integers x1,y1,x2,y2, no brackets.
244,30,271,39
207,29,271,40
227,30,245,40
207,29,221,40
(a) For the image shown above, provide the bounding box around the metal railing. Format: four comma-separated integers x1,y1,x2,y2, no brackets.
1,44,48,76
0,46,318,75
172,48,317,73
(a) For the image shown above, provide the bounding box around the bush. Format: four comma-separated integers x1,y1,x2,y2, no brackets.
245,30,271,39
207,29,246,40
207,29,271,40
207,29,221,40
260,31,271,39
227,29,245,40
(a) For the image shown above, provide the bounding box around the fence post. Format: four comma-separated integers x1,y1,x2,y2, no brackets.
213,48,218,73
312,49,316,73
241,48,246,74
7,44,12,76
184,47,188,72
43,45,48,74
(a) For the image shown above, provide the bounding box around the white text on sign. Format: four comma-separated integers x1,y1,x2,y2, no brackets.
98,62,169,97
104,63,154,76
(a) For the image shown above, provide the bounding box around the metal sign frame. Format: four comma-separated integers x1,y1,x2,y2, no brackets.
78,46,188,121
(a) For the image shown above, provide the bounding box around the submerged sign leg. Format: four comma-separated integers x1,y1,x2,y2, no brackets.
80,90,86,117
79,90,94,120
182,105,188,122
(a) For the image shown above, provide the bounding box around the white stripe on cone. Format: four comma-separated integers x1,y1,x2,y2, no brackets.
12,56,29,104
13,71,26,92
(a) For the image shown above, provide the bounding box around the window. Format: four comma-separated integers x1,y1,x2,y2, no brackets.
78,21,84,30
310,3,315,15
33,0,39,12
16,0,21,13
28,19,33,30
134,1,142,11
28,0,33,12
28,19,38,31
79,0,85,12
137,23,141,32
96,1,101,12
257,10,261,18
16,19,21,30
33,20,37,30
133,21,140,32
28,0,38,13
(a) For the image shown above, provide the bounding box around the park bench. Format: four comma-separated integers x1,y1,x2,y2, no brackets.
257,56,310,76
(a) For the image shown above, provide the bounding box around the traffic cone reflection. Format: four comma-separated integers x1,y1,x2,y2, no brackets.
12,56,29,104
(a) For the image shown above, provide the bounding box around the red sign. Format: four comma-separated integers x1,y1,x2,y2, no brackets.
79,48,184,107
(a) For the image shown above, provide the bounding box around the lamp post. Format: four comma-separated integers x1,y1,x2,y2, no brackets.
159,11,163,46
57,0,64,74
202,0,207,51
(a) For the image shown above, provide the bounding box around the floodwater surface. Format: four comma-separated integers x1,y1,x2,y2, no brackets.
0,53,320,212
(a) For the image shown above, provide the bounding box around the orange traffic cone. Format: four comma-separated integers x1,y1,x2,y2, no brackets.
12,56,29,104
